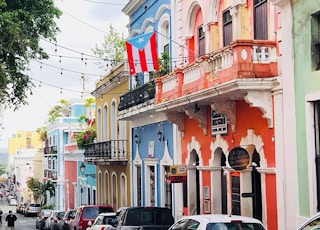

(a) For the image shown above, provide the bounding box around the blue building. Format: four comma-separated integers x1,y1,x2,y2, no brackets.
45,98,96,210
121,0,180,220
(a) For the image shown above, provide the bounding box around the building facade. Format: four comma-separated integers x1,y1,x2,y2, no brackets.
8,130,42,155
89,63,131,211
45,98,95,210
154,0,285,229
121,0,179,219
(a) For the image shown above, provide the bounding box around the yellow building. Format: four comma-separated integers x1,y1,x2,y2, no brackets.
8,130,42,155
88,62,131,210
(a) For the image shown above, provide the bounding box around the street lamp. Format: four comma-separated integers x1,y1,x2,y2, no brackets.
79,162,96,178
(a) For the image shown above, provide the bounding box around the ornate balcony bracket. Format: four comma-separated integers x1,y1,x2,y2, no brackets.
185,106,208,135
166,112,185,137
211,101,236,132
244,91,273,128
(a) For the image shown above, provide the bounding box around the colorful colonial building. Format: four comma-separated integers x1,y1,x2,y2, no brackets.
89,63,131,211
154,0,286,229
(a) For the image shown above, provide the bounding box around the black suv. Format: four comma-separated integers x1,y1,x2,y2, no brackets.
116,207,174,230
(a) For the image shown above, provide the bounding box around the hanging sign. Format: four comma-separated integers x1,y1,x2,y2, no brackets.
169,165,187,183
228,147,250,170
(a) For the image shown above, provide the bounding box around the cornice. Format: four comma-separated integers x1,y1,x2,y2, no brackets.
122,0,146,16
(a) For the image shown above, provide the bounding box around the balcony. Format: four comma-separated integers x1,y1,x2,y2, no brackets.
84,140,128,166
118,82,155,111
44,146,57,158
43,169,57,181
154,39,278,103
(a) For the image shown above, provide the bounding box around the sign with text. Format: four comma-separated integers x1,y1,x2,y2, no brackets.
228,147,250,170
169,165,187,183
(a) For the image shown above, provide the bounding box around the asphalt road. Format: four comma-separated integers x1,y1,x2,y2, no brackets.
0,197,36,229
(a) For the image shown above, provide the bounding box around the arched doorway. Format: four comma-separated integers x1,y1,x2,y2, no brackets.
252,148,262,221
187,149,200,215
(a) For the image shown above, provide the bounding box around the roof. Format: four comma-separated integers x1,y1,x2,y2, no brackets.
181,214,263,224
97,212,117,217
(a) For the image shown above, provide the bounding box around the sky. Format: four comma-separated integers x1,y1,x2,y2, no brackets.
0,0,129,148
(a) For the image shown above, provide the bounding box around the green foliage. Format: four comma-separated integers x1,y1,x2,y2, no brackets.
92,24,126,68
0,163,6,176
48,99,70,122
0,0,62,110
26,177,55,205
41,204,55,210
151,52,170,78
76,127,96,149
36,126,47,141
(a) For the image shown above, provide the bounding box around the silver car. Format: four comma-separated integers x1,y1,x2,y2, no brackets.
24,203,41,217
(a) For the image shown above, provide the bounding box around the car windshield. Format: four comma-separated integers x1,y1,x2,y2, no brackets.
206,223,265,230
125,208,174,226
83,207,113,219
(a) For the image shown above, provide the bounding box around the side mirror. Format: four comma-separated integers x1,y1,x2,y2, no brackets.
87,221,92,227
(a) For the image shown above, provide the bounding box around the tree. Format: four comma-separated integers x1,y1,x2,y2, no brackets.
0,0,62,110
26,177,55,205
47,99,70,123
92,24,126,69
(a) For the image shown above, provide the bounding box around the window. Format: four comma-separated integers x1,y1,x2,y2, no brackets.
223,10,232,46
137,166,142,206
198,26,205,56
112,174,117,210
163,166,172,209
312,12,320,70
150,166,155,206
254,0,268,40
314,101,320,211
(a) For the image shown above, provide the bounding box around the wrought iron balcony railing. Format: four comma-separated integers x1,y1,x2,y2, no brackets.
44,146,57,157
43,169,57,180
84,140,128,165
118,82,155,111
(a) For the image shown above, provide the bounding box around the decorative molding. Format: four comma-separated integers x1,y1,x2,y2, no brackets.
211,101,236,132
166,112,185,136
185,105,208,135
210,134,230,167
160,140,173,165
240,129,267,168
244,91,273,128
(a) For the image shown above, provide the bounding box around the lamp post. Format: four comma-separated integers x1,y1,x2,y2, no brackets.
79,162,96,178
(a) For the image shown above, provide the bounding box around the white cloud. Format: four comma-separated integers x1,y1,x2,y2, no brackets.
0,0,128,148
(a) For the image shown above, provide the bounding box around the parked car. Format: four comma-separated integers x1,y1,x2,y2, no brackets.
115,206,174,230
168,214,266,230
70,204,114,230
57,209,75,230
9,198,17,206
16,202,28,213
24,203,41,217
297,212,320,230
36,209,53,230
47,210,65,230
87,212,117,230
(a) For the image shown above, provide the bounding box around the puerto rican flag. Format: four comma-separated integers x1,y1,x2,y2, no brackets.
88,110,94,127
126,31,159,75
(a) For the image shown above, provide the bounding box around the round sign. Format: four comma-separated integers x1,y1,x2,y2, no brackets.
228,147,250,170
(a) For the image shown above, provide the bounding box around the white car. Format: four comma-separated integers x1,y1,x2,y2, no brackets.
9,198,17,206
297,212,320,230
87,212,117,230
168,214,265,230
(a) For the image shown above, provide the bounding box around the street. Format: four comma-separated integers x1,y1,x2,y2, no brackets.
0,198,35,229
